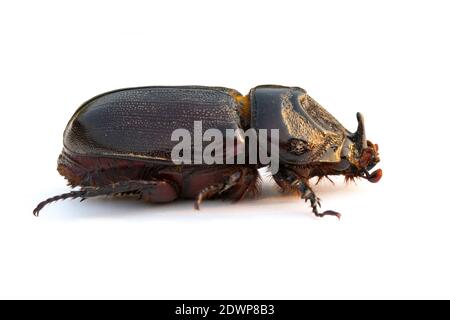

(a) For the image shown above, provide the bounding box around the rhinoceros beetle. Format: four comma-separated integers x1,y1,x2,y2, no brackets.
34,85,382,218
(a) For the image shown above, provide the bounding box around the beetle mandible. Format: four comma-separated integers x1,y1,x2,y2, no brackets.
34,85,382,218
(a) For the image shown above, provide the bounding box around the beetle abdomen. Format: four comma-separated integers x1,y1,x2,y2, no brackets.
63,86,244,162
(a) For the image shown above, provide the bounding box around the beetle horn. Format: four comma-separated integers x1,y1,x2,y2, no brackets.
354,112,367,149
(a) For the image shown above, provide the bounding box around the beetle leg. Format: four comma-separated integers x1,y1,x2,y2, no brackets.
33,179,178,216
274,169,341,219
194,171,241,210
222,167,260,202
295,180,341,219
33,190,88,216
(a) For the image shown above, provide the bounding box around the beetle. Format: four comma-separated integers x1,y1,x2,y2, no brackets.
34,85,382,218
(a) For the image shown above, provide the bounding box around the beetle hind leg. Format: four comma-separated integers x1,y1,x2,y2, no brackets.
33,179,179,216
33,190,87,216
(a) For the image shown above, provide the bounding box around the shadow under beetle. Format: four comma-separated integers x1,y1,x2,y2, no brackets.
34,85,382,218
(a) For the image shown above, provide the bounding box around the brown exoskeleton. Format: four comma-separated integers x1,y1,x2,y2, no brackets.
34,85,381,218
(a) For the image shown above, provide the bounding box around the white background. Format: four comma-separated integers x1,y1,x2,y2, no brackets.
1,0,449,299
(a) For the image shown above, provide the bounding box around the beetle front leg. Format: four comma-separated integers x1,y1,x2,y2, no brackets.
295,180,341,219
274,169,341,219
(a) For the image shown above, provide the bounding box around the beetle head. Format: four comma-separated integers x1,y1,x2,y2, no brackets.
338,113,382,183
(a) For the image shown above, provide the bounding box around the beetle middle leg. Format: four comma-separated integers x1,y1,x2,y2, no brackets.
194,171,241,209
274,168,341,219
194,166,259,209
